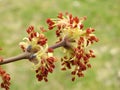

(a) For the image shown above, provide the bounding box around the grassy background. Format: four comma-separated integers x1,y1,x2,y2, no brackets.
0,0,120,90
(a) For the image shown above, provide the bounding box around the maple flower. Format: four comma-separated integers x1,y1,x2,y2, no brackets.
35,48,56,82
0,66,11,90
19,26,56,82
0,49,11,90
46,12,98,81
19,26,47,53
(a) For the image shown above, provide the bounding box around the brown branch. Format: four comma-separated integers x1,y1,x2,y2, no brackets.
0,52,31,65
49,36,70,49
0,37,71,65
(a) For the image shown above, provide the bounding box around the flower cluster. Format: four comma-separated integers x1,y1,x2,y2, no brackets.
20,12,98,82
19,26,47,53
0,66,11,90
35,48,56,82
46,12,98,81
0,49,10,90
19,26,56,82
0,56,11,90
46,12,86,39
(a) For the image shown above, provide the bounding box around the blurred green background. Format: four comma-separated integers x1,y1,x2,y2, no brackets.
0,0,120,90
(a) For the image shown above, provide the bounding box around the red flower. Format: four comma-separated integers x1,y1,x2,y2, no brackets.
57,12,63,19
26,26,34,34
46,18,55,30
35,56,56,82
0,66,11,90
47,48,54,53
37,34,47,46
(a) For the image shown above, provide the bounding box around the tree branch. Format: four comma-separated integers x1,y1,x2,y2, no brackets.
0,52,31,65
0,37,71,65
